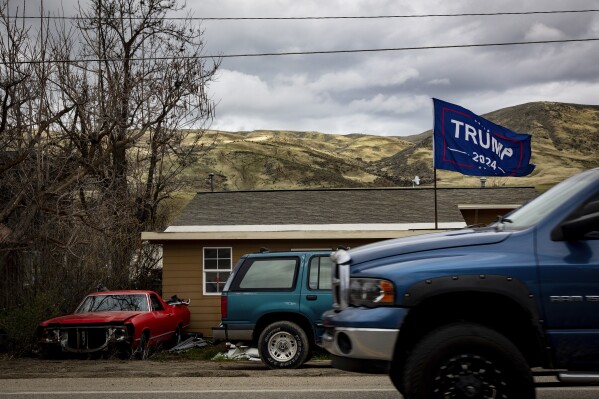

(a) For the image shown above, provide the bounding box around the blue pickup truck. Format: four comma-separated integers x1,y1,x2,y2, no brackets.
322,168,599,399
213,249,333,369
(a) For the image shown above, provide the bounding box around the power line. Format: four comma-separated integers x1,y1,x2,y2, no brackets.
199,9,599,20
4,37,598,66
214,37,599,58
6,9,599,21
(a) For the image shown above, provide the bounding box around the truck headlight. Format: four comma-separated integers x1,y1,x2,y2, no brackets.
108,327,128,342
349,278,395,307
41,328,61,343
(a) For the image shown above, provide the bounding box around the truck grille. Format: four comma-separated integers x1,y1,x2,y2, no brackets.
332,262,350,310
332,261,340,308
65,327,109,352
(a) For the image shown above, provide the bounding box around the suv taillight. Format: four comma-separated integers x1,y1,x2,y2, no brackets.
220,295,227,319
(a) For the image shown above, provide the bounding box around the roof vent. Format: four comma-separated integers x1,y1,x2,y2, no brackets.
412,176,420,187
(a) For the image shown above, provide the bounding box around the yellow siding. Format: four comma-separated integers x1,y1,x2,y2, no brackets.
161,238,374,336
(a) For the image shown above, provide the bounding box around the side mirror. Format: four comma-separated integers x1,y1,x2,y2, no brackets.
552,212,599,241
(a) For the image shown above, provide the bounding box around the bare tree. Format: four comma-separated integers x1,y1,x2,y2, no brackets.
0,0,219,349
61,0,220,286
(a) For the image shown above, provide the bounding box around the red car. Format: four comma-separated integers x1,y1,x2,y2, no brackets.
37,290,190,359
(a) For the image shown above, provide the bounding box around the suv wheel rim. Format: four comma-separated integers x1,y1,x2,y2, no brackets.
267,331,297,361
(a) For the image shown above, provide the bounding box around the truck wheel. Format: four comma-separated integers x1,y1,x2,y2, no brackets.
258,321,309,369
133,331,150,360
170,325,183,348
400,322,534,399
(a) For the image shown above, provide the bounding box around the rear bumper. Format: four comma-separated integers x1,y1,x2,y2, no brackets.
211,323,254,341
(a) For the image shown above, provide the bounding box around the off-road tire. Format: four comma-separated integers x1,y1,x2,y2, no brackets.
400,322,535,399
258,321,309,369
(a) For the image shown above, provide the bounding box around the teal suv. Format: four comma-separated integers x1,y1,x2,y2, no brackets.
212,249,333,369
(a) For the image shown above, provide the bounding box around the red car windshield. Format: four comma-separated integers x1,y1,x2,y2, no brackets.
75,294,149,313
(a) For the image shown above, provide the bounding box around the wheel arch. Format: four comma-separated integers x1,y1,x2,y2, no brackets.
394,276,546,372
136,328,151,348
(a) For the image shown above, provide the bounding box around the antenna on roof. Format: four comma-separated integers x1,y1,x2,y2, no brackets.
96,283,109,292
412,176,420,188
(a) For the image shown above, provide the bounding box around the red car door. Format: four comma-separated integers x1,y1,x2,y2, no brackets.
149,294,173,344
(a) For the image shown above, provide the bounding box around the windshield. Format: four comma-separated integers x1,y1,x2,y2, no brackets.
495,171,597,230
76,294,149,313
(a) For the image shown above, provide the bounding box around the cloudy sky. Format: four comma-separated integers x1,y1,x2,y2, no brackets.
10,0,599,136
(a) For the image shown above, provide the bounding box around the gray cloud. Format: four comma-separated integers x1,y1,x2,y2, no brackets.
11,0,599,136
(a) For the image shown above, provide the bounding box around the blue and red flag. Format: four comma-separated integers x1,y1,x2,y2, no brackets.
433,98,535,177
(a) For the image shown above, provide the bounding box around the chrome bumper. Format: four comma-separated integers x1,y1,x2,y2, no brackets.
322,326,399,361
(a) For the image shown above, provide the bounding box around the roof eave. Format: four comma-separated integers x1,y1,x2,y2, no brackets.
142,225,463,242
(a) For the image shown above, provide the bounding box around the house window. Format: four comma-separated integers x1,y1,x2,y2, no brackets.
203,247,232,295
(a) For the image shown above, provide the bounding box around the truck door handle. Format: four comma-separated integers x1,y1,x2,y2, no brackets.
306,295,317,301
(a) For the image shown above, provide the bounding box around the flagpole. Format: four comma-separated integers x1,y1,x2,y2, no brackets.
434,167,438,229
432,98,438,230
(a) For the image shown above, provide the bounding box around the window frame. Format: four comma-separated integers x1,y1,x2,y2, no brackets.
149,294,164,311
229,256,300,292
307,255,333,291
203,247,233,296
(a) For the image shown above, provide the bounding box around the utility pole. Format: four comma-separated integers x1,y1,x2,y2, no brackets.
208,173,214,192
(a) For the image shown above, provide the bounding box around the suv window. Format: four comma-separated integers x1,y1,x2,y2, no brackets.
234,258,299,291
308,256,332,290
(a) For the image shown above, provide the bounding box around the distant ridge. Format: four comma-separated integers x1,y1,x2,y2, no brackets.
187,101,599,193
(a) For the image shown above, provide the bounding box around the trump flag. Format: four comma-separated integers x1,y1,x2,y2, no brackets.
433,98,535,177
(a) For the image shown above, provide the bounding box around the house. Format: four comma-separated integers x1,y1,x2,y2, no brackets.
141,186,537,336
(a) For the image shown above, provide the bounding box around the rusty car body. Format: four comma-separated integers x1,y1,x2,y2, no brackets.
37,290,190,359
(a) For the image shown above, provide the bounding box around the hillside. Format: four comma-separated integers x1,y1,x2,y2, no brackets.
187,130,412,192
184,102,599,194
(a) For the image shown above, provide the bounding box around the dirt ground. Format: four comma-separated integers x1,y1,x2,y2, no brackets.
0,357,342,379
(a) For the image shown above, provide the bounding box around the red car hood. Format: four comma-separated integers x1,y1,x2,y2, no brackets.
40,311,143,326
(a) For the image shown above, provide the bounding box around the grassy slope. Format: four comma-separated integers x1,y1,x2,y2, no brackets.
178,101,599,195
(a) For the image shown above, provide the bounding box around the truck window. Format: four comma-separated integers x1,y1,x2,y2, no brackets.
237,258,299,290
502,173,595,229
308,256,332,290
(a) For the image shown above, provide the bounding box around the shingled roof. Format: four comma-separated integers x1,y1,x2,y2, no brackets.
167,186,538,230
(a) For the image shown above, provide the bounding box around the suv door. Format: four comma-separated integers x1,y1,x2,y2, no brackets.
299,255,333,343
225,256,302,337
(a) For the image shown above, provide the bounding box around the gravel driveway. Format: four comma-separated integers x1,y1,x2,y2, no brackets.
0,358,342,379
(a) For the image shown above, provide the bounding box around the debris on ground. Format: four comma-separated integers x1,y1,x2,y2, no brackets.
168,335,209,353
212,342,260,361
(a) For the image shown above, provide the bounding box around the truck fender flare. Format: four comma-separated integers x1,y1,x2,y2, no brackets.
402,274,541,322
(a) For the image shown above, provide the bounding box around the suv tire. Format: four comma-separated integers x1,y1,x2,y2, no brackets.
401,322,534,399
258,321,309,369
